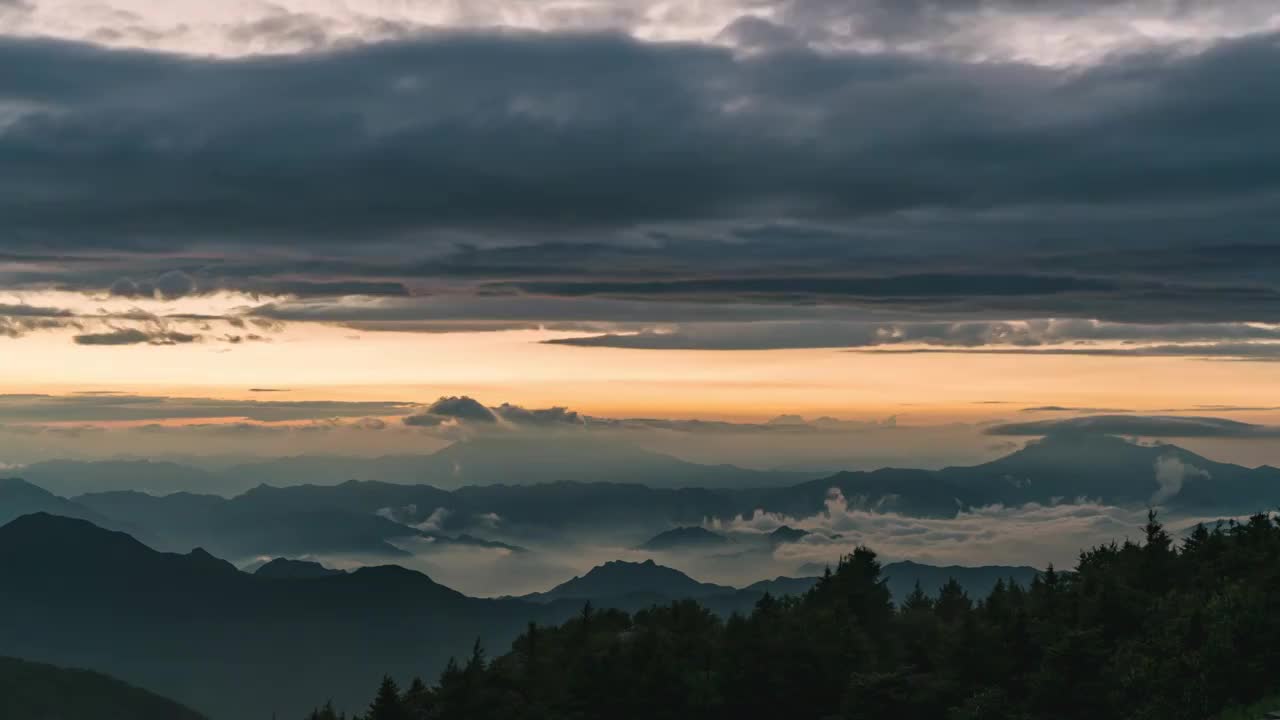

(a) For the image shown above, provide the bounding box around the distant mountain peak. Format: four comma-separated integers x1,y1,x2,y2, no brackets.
528,558,734,602
254,558,346,579
769,525,811,545
636,526,729,551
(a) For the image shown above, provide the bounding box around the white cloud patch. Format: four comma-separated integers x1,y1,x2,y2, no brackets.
6,0,1278,65
375,504,454,532
706,487,1230,570
1152,455,1211,505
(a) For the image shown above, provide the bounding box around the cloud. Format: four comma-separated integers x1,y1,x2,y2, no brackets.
73,327,200,346
403,413,449,428
856,342,1280,361
107,271,410,299
986,414,1280,438
707,486,1248,569
9,0,1279,66
0,30,1277,331
493,403,585,426
1152,455,1211,505
403,397,589,430
0,393,415,423
550,319,1280,351
424,396,497,423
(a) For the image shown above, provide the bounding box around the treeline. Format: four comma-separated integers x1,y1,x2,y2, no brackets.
313,512,1280,720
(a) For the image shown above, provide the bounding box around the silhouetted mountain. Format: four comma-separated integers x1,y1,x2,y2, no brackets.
222,454,436,491
24,437,814,497
429,435,812,489
941,432,1280,510
0,656,208,720
253,558,346,579
72,489,417,558
524,559,736,603
749,467,971,519
748,433,1280,519
16,459,223,497
769,525,811,545
222,478,739,535
637,526,730,551
222,438,811,491
0,478,105,527
0,514,556,719
21,433,1279,565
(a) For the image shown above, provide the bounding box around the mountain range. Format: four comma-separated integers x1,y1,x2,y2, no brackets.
17,435,815,497
5,433,1278,561
0,512,1039,719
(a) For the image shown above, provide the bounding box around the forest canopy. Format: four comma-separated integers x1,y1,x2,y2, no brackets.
314,512,1280,720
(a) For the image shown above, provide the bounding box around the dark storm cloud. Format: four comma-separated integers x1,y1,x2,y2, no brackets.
986,414,1280,438
73,327,200,346
547,320,1280,351
0,393,415,423
0,31,1277,241
764,0,1251,50
855,342,1280,361
103,269,408,299
422,396,498,423
0,28,1278,329
493,403,585,426
503,274,1116,300
0,303,79,338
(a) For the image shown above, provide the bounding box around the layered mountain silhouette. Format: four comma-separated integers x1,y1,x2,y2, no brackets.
940,431,1278,509
0,656,208,720
8,433,1278,564
0,478,105,527
69,485,523,559
17,459,224,497
18,435,815,497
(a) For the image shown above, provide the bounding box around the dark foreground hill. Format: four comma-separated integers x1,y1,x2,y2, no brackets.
0,513,551,720
0,656,207,720
0,478,105,527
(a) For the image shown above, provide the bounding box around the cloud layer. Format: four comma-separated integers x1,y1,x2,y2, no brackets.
0,26,1276,355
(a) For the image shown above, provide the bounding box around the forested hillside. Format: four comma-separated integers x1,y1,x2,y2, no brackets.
323,512,1280,720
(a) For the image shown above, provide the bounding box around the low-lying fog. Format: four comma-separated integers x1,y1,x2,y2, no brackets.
293,496,1242,597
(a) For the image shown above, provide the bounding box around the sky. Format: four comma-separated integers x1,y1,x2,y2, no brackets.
2,0,1280,465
